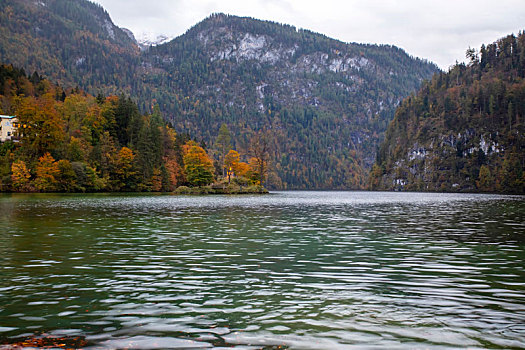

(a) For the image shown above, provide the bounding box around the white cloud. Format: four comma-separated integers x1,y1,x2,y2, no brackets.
92,0,525,69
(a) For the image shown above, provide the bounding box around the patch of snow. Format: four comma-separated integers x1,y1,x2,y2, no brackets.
197,32,209,46
479,135,488,154
137,32,175,47
212,48,235,61
359,57,370,66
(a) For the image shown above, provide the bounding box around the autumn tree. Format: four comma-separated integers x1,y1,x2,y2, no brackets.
476,165,493,191
160,126,183,190
114,146,137,191
11,160,31,192
368,164,383,190
15,94,64,160
248,157,261,184
224,150,240,183
33,152,59,192
98,131,118,179
183,141,215,187
68,136,86,162
235,161,250,178
151,168,163,192
163,156,183,190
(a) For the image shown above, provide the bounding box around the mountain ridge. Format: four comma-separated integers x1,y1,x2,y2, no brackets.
0,1,439,189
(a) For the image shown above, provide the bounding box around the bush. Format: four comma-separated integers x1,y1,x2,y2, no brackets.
244,185,268,193
175,186,192,194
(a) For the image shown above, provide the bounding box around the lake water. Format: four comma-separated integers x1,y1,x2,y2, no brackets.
0,191,524,349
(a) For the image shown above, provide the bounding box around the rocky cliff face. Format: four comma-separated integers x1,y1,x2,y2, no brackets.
377,130,506,191
194,28,374,111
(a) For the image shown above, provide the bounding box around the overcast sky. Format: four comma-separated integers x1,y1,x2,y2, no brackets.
91,0,525,69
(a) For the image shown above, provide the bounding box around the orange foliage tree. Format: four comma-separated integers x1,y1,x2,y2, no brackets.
224,150,240,183
33,152,59,192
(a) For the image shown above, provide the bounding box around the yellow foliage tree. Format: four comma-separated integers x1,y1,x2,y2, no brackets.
477,165,493,192
115,147,136,190
183,141,215,187
249,131,270,187
16,94,64,158
11,160,31,192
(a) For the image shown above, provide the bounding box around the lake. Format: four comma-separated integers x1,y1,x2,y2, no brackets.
0,191,524,349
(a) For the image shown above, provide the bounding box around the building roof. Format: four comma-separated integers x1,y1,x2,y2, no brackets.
0,115,16,119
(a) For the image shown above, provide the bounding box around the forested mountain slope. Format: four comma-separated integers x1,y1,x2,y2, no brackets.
142,14,438,188
0,0,139,93
370,33,525,193
0,1,439,189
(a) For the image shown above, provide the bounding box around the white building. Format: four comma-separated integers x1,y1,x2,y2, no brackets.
0,115,18,142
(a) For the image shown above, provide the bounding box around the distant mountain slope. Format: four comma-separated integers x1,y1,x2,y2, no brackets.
370,33,525,193
0,0,139,92
140,14,438,188
0,1,439,189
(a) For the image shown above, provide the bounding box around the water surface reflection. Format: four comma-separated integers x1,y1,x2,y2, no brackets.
0,192,524,349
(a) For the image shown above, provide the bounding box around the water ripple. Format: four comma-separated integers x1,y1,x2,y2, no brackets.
0,191,524,349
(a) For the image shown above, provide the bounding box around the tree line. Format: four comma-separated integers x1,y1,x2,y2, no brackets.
0,64,270,193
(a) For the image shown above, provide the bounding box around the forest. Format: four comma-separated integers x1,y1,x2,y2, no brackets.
0,64,268,193
370,33,525,193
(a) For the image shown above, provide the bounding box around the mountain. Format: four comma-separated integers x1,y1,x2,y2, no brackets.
141,14,439,189
137,32,175,50
370,33,525,193
0,1,439,189
0,0,139,93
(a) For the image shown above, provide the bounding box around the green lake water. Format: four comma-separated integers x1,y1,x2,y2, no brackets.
0,191,524,349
